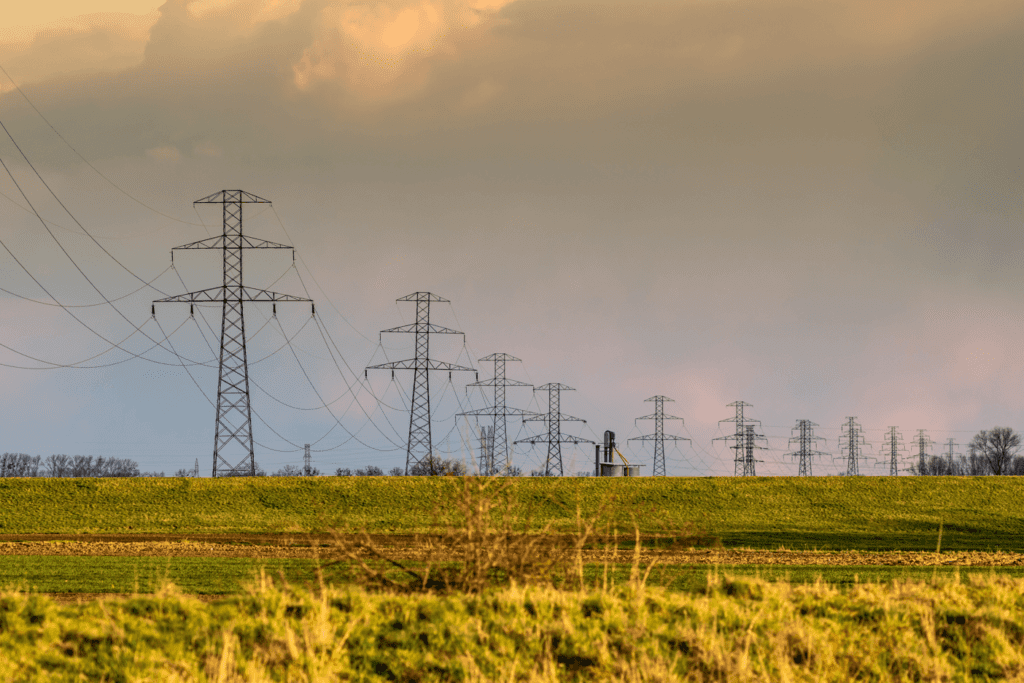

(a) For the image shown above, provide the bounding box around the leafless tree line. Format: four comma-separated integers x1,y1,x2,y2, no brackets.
0,453,164,478
917,427,1024,476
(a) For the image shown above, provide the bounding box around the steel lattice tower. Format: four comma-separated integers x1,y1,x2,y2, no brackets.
714,401,763,476
882,426,906,476
303,443,313,476
366,293,475,474
628,395,689,476
944,438,961,473
839,417,867,476
786,419,826,476
459,353,535,475
153,190,312,477
914,429,933,475
477,426,494,475
514,383,593,476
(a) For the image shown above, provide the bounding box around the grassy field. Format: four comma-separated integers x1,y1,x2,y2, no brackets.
3,572,1024,681
5,553,1024,595
1,476,1023,550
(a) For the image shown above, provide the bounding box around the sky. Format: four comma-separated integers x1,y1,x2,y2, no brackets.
0,0,1021,477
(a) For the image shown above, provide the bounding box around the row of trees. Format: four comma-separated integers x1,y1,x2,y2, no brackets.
917,427,1024,476
0,454,164,478
5,428,1024,478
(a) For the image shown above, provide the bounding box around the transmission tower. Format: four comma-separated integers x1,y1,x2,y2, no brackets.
628,396,689,476
366,292,476,474
514,383,593,476
477,426,494,475
303,443,313,476
458,353,535,475
881,426,906,476
839,417,867,476
153,190,312,477
944,438,961,474
786,419,827,476
914,429,934,475
714,401,764,476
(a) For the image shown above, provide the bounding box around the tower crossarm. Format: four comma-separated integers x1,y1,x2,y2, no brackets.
380,322,463,335
523,412,585,422
630,434,690,442
172,235,294,251
194,189,271,204
459,406,540,417
514,434,595,445
366,358,475,373
154,287,311,303
634,412,684,422
469,377,532,387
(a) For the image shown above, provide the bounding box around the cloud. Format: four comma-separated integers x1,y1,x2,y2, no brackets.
145,144,181,161
291,0,513,98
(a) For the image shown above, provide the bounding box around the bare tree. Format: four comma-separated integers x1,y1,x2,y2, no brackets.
968,427,1021,476
0,453,41,477
355,465,384,476
409,454,466,476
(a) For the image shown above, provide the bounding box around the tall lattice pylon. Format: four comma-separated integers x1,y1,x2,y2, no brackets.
882,426,907,476
786,419,827,476
459,353,535,475
153,190,312,477
628,396,689,476
714,401,763,476
366,293,476,474
839,417,867,476
943,438,961,474
914,429,934,475
514,383,593,476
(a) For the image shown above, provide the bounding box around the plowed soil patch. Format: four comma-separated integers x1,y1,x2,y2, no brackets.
0,541,319,559
3,541,1024,567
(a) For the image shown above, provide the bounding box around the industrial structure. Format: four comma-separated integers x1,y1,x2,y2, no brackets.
596,430,643,476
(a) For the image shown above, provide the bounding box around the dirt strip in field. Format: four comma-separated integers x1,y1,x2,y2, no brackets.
3,541,1024,567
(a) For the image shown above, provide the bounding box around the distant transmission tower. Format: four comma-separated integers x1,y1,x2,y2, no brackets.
628,396,689,476
786,419,826,476
839,417,867,476
514,383,593,476
882,426,906,476
944,438,961,474
153,190,312,477
477,426,494,475
303,443,312,476
459,353,535,475
366,293,476,474
914,429,934,475
714,401,763,476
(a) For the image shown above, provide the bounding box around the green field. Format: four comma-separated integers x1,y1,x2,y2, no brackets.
1,476,1022,550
